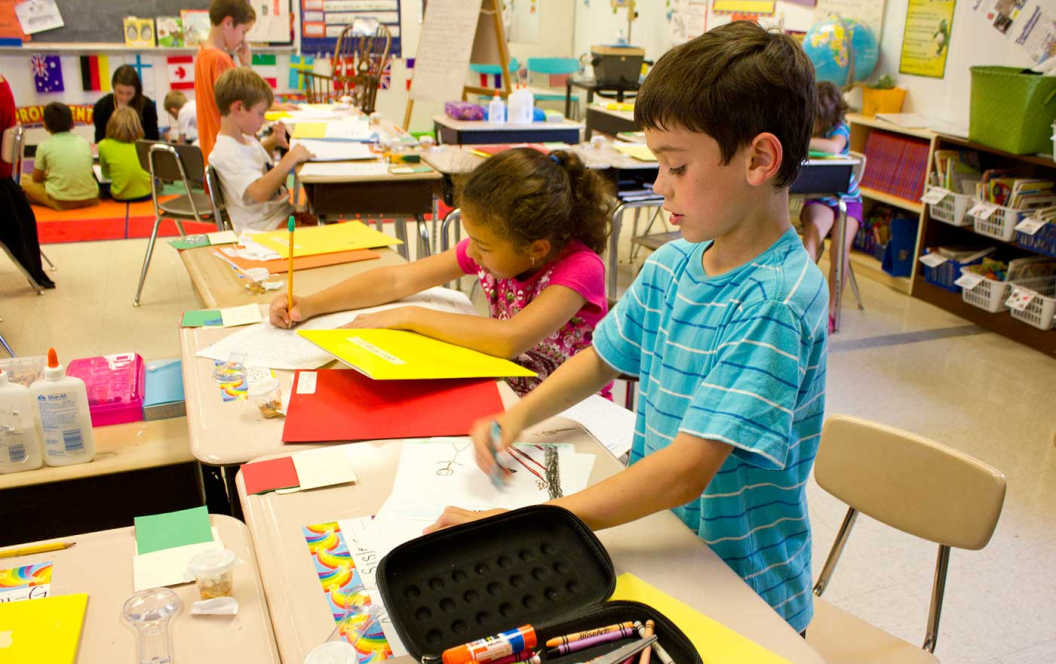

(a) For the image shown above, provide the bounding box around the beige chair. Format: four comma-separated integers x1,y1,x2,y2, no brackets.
303,19,392,113
808,415,1006,663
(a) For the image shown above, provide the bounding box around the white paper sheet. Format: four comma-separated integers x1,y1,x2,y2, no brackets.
558,394,637,459
291,139,377,162
15,0,63,35
132,527,222,592
299,162,390,178
195,287,478,370
220,304,264,328
336,517,409,657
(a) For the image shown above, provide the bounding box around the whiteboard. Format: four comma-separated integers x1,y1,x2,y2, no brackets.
408,0,485,103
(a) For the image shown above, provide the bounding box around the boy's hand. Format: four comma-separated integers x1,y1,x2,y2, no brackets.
270,293,311,329
470,413,522,477
271,122,289,149
236,40,252,67
423,507,508,535
342,306,415,330
284,143,314,167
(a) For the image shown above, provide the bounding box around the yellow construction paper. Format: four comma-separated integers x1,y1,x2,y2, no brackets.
0,593,89,663
297,329,537,380
713,0,776,13
252,221,402,258
265,111,293,121
609,573,793,664
291,122,328,139
614,143,657,162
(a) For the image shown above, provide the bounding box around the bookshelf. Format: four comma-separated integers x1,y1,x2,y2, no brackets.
914,133,1056,357
847,113,939,296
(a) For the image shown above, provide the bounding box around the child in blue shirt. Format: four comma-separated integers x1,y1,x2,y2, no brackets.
427,21,828,635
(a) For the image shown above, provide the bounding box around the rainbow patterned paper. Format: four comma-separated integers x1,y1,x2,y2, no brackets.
0,562,52,601
303,523,393,661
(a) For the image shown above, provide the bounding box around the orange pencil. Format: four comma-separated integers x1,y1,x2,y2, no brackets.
286,215,295,315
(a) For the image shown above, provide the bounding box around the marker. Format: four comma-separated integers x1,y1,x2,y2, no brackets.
286,215,295,323
547,625,636,656
441,625,537,664
633,621,675,664
487,420,510,489
546,622,637,648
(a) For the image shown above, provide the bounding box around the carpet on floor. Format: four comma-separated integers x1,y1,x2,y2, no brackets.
35,196,213,244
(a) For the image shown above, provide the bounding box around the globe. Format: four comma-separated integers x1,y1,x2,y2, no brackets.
804,16,879,88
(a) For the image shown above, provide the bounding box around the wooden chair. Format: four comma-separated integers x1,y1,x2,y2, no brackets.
133,141,217,306
808,415,1006,663
303,20,392,114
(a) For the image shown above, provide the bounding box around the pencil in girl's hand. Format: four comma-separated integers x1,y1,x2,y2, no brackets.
286,215,295,315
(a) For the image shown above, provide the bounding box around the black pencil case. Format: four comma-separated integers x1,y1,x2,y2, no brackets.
377,505,702,664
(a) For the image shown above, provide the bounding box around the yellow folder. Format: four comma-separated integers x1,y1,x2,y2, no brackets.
614,142,657,162
297,329,537,380
252,221,402,258
291,122,327,139
0,593,89,663
609,573,793,664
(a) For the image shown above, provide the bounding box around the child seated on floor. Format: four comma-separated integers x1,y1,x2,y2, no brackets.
97,107,153,203
22,102,98,211
208,67,311,233
164,90,198,145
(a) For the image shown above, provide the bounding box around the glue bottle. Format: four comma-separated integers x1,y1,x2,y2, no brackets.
31,348,95,466
508,85,535,124
0,369,43,474
488,94,507,124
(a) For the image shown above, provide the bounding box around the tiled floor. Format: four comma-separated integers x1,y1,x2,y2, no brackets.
3,228,1055,663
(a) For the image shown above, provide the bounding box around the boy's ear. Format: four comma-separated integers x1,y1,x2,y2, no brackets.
230,100,244,114
745,132,783,187
221,16,233,30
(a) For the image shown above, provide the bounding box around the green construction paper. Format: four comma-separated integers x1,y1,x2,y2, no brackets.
181,310,223,327
168,235,210,250
134,506,214,555
808,150,837,159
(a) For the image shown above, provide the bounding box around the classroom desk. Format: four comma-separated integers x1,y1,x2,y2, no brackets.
432,115,584,146
585,104,637,141
180,245,406,310
1,515,280,663
235,421,824,664
0,417,191,490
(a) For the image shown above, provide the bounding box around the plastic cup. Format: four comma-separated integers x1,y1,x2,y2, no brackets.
244,267,270,294
590,135,606,149
304,642,358,664
248,377,284,419
212,352,247,383
187,548,237,600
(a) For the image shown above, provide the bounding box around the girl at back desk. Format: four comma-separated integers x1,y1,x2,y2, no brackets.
269,148,615,397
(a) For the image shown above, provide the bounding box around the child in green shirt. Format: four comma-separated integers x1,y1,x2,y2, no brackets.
97,107,152,202
22,102,98,210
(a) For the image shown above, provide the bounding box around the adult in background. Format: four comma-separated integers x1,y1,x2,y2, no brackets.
93,65,159,143
0,71,16,180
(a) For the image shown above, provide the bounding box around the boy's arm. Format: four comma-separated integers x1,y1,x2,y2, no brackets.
349,285,587,359
810,132,847,154
243,143,311,203
32,168,45,183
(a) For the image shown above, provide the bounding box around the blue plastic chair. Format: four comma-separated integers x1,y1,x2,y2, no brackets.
527,57,580,104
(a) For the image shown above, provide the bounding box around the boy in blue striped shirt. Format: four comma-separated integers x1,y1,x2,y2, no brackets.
428,22,827,634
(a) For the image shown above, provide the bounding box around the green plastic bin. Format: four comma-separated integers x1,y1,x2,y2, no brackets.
969,66,1056,155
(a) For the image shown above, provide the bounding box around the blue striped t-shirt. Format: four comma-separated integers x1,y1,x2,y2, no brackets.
593,229,828,632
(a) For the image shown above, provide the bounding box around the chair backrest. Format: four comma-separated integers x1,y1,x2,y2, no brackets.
816,415,1005,550
849,149,867,187
135,140,205,183
2,125,24,183
204,165,233,232
331,20,391,113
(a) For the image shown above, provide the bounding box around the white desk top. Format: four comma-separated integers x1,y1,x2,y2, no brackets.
235,422,823,664
1,515,280,663
432,115,585,132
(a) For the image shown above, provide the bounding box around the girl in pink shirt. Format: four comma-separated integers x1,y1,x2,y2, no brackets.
271,148,614,396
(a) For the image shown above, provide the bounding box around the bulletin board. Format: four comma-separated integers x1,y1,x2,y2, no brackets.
300,0,402,57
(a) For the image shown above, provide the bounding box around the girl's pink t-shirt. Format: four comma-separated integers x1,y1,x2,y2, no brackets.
456,238,610,397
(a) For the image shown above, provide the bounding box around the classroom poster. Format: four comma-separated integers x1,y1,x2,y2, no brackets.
668,0,707,44
899,0,956,78
300,0,402,59
507,0,540,43
1014,4,1056,63
814,0,887,41
0,0,29,44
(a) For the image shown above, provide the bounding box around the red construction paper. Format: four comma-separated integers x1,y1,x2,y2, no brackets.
282,369,505,443
214,248,381,274
241,456,300,494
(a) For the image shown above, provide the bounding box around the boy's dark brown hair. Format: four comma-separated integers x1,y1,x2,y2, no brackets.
111,65,146,113
814,81,848,133
43,102,73,133
634,21,816,188
455,148,614,257
209,0,256,27
214,67,274,116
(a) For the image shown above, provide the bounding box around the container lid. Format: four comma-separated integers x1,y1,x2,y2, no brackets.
304,642,358,664
187,548,237,575
247,377,281,396
377,505,615,660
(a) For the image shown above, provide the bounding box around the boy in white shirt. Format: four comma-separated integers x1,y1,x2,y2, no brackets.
164,90,199,144
208,68,312,233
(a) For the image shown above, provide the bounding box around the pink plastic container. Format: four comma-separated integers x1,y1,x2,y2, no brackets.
66,353,146,427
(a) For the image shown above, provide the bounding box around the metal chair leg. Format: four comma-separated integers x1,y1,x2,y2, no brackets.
40,250,56,271
416,217,432,259
174,219,187,238
134,216,163,307
0,331,14,357
848,262,864,311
